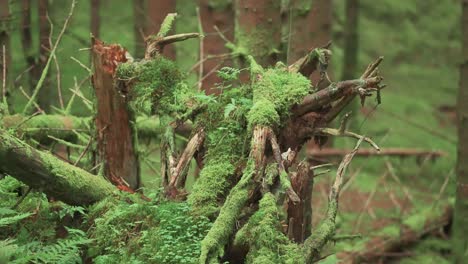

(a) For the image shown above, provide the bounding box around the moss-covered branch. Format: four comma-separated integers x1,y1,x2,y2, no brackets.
303,138,363,262
1,114,166,143
0,129,115,205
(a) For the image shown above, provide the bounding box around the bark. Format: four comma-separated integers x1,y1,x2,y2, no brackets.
90,0,100,38
133,0,146,58
453,0,468,262
0,0,11,108
91,38,140,190
287,161,314,243
0,129,115,205
147,0,176,59
36,0,52,112
235,0,281,67
198,0,234,93
339,204,453,264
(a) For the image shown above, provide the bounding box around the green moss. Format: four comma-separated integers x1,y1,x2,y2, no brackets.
0,129,114,205
188,161,235,217
247,63,310,128
235,193,304,264
116,57,190,116
157,13,177,38
199,159,256,263
247,99,279,128
188,87,251,218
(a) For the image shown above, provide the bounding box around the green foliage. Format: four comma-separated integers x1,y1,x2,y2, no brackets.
88,192,211,264
0,177,90,264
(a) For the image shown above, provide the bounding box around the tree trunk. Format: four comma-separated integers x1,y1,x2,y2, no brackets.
453,0,468,262
21,0,36,93
90,0,100,38
235,0,281,67
147,0,176,59
287,0,332,82
36,0,52,112
91,38,140,190
199,0,234,94
0,129,115,205
342,0,359,80
0,0,11,109
133,0,146,58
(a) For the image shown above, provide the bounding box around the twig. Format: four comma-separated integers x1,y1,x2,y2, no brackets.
314,127,380,151
47,13,64,110
19,86,43,113
303,138,363,262
196,7,204,92
23,0,76,114
74,137,93,166
70,56,92,73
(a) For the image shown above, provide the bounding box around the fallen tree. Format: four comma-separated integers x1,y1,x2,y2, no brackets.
0,11,388,264
0,129,114,205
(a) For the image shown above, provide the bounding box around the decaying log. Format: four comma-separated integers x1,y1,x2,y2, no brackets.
0,129,114,205
337,203,453,264
91,38,140,190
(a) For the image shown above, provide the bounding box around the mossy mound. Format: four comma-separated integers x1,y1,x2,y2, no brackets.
116,57,191,116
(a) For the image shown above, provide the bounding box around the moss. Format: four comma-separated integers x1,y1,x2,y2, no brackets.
188,161,236,217
247,63,310,128
188,87,251,218
116,57,190,116
247,99,279,128
1,115,91,144
157,13,177,38
0,130,115,205
199,159,256,263
88,196,211,264
235,193,304,264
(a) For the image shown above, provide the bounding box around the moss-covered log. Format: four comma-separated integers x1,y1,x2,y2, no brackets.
0,129,115,205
